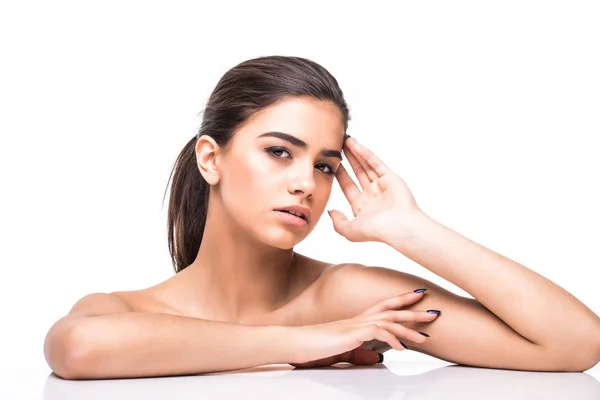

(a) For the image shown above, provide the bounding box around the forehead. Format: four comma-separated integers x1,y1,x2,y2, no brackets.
240,96,344,138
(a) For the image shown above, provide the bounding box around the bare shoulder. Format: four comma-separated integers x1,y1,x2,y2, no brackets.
109,288,170,314
315,263,461,318
67,292,135,318
45,292,135,345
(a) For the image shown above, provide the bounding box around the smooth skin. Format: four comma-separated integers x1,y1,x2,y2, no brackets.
44,98,600,378
288,290,436,367
300,134,600,371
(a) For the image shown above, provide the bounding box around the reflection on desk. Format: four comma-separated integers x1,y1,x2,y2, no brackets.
44,361,600,400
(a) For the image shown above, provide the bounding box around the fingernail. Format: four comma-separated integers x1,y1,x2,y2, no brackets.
377,353,384,363
400,341,409,350
427,309,441,315
418,331,430,337
413,288,427,293
344,134,351,141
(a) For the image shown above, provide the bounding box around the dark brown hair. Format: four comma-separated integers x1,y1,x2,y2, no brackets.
162,55,351,273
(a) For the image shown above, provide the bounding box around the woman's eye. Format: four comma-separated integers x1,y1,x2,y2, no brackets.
267,147,291,158
317,163,335,175
265,147,335,176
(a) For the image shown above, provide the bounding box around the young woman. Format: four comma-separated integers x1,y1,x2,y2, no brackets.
44,55,600,380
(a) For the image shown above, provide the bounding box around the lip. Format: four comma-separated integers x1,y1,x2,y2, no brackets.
274,210,308,226
273,204,312,223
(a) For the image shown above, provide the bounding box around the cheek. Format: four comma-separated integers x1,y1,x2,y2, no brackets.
225,151,263,186
221,153,271,210
315,186,333,213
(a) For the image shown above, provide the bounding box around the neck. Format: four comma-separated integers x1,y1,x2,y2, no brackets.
179,198,300,323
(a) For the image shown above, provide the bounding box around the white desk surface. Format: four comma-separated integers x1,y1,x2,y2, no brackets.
3,358,600,399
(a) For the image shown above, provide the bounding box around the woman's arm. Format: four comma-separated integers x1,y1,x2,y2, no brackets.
375,211,600,370
44,293,288,379
329,135,599,371
319,262,600,372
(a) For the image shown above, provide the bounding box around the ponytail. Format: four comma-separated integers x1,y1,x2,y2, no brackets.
163,137,209,273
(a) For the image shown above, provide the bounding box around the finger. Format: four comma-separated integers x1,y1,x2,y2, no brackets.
289,348,381,368
371,309,440,324
344,348,384,366
344,142,377,182
361,324,404,352
343,143,374,190
289,354,340,368
362,290,426,315
328,209,352,238
346,137,392,178
373,319,430,344
335,163,362,204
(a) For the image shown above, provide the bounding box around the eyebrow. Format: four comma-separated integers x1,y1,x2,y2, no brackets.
257,131,342,160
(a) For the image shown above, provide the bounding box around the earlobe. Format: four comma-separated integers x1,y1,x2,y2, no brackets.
195,136,221,185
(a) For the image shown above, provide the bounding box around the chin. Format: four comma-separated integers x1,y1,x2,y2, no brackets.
259,228,307,249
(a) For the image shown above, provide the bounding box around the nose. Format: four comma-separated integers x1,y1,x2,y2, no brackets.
287,163,317,197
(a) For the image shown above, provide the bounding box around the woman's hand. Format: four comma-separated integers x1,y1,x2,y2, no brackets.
329,136,422,243
287,289,439,368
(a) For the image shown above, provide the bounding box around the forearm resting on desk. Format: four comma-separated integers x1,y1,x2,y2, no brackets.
45,312,289,379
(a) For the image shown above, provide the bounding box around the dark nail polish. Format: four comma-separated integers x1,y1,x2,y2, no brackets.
427,309,441,315
377,353,384,363
344,134,351,141
418,331,430,337
400,341,409,350
413,288,427,293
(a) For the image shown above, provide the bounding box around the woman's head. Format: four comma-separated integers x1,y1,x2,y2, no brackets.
164,56,351,273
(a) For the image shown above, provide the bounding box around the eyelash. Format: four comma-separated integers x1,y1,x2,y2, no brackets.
265,147,336,175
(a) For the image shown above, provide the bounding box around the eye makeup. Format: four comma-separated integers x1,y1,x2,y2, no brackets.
258,131,342,161
264,146,337,175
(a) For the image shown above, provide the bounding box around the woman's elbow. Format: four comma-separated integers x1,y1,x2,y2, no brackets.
44,320,94,380
578,338,600,372
554,340,600,372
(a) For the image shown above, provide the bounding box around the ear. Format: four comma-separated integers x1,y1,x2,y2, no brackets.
195,135,222,185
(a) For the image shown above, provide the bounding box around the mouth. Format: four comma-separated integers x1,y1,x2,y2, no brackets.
274,210,309,226
275,209,307,220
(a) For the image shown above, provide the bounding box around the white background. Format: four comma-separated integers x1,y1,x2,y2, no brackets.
1,0,599,397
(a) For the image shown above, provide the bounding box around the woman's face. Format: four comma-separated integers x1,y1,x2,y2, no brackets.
217,96,345,248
